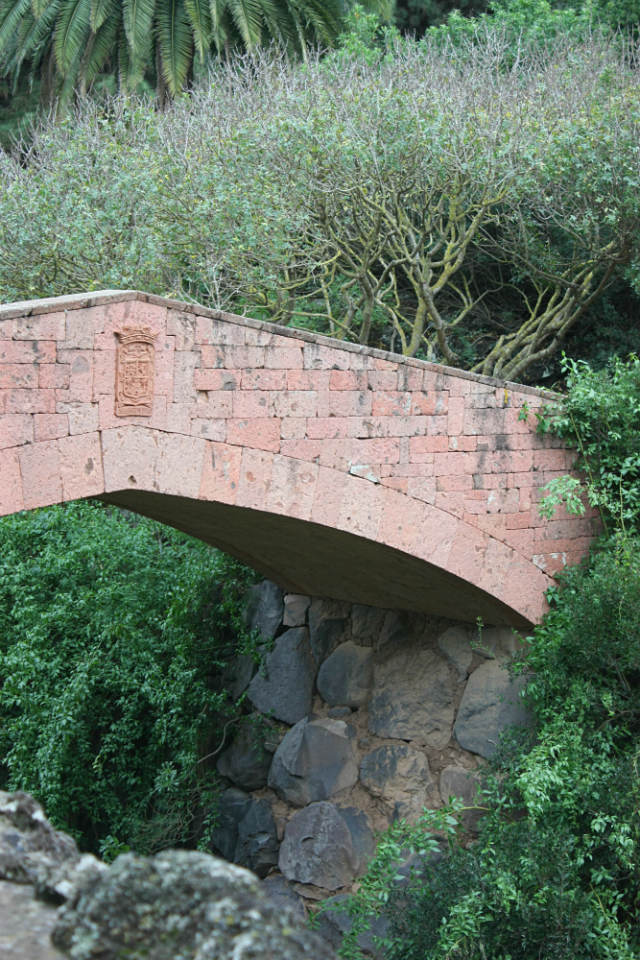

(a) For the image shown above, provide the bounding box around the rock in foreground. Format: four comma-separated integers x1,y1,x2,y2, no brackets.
52,849,336,960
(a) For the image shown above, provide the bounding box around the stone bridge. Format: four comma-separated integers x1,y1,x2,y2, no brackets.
0,291,597,629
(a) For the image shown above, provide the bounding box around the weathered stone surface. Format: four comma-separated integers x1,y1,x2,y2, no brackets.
368,645,455,748
247,627,315,724
224,652,256,701
437,625,473,678
217,719,273,791
278,803,358,891
0,880,65,959
283,594,311,627
315,894,389,959
53,849,336,960
336,807,376,875
244,580,284,642
454,660,530,758
0,791,79,887
473,626,522,661
350,605,387,647
439,765,484,832
359,744,436,821
308,599,349,664
268,718,358,807
234,798,279,879
317,642,374,708
261,875,307,921
209,787,252,862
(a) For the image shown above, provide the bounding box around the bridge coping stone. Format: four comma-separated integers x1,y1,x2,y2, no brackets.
0,289,558,400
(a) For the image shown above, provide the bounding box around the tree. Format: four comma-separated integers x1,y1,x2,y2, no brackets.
0,0,392,102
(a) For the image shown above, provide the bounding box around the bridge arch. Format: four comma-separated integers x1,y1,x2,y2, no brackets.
0,291,597,628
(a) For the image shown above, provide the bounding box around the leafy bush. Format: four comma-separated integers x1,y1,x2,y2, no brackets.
0,501,257,858
538,354,640,533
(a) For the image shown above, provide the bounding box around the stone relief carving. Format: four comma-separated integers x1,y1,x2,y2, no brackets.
115,327,157,417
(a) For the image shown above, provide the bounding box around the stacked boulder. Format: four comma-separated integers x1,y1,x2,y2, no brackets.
211,581,530,905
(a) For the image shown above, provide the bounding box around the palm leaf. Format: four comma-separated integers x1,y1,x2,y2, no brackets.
0,0,34,56
184,0,210,60
82,7,119,85
90,0,116,31
8,0,59,75
155,0,192,95
227,0,264,49
53,0,92,70
123,0,155,57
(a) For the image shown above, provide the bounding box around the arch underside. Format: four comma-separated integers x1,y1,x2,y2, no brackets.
99,489,533,630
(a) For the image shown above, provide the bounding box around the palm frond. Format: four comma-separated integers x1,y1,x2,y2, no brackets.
155,0,192,95
184,0,210,60
90,0,115,31
227,0,264,49
82,7,119,85
53,0,92,70
123,0,155,58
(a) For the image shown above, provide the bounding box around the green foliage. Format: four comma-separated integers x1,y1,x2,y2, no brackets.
538,354,640,532
1,29,639,381
0,501,257,857
341,537,640,959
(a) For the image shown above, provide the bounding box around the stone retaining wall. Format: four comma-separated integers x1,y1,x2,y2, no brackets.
211,580,529,910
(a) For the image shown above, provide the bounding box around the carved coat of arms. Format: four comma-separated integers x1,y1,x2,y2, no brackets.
115,327,157,417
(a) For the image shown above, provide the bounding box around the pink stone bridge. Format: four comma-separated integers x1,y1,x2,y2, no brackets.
0,291,597,629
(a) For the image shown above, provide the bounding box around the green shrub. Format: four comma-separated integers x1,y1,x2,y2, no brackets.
0,501,257,857
538,354,640,533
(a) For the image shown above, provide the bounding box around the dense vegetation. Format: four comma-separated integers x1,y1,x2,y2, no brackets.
0,502,257,858
337,355,640,959
1,14,639,381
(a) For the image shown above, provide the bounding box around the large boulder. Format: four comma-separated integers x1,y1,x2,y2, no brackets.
437,625,473,679
217,719,273,791
317,642,374,708
247,627,315,724
368,645,455,748
307,599,349,664
350,605,387,647
268,718,358,807
359,744,436,822
244,580,284,642
278,802,358,891
234,798,279,879
209,787,252,862
335,807,376,875
454,660,530,758
52,849,336,960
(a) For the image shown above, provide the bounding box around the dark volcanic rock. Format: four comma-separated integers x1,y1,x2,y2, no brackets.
247,627,315,724
317,642,374,708
454,660,530,759
244,580,284,642
217,719,273,790
234,798,279,878
368,644,455,748
278,802,358,890
268,718,358,807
